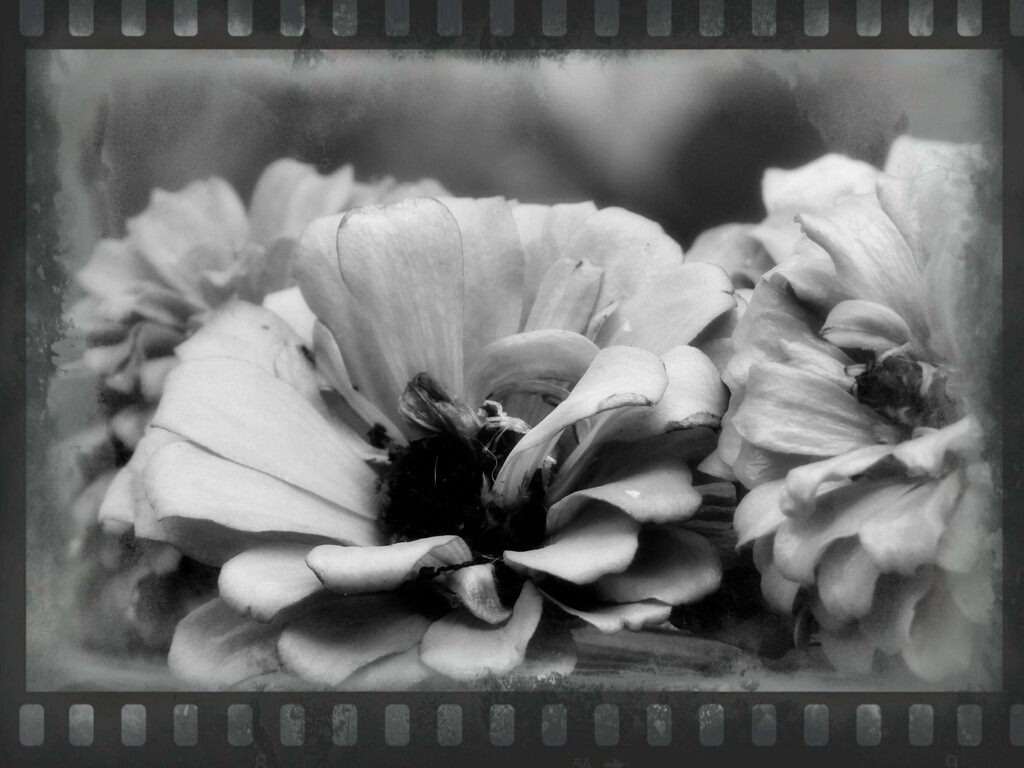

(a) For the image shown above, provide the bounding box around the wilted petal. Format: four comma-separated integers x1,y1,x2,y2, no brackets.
420,581,543,680
152,357,377,516
858,474,962,575
335,199,465,396
821,299,917,353
144,439,379,563
248,159,355,247
306,536,473,595
733,362,894,457
816,538,880,622
541,590,672,633
277,595,431,687
733,479,787,547
439,197,525,365
773,480,915,584
596,263,735,354
464,330,598,407
593,527,721,606
218,544,324,623
493,346,667,502
168,598,282,689
783,445,897,518
559,207,684,312
546,458,702,533
444,564,512,625
799,195,928,339
126,179,249,298
504,506,640,584
524,258,603,334
512,202,598,326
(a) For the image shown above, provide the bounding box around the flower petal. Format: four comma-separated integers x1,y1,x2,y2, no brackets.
339,646,437,691
773,480,915,584
524,258,604,334
821,299,916,353
859,570,934,655
733,362,894,457
144,440,381,565
857,474,962,575
596,263,735,354
306,536,473,595
559,207,684,311
420,581,543,680
277,595,431,687
335,198,465,396
218,544,325,623
262,286,318,347
541,590,672,633
819,629,877,676
816,538,880,622
439,197,525,365
593,527,721,606
444,563,512,625
892,416,983,477
152,356,377,516
504,505,640,585
168,598,282,689
546,458,702,533
248,159,355,247
783,445,897,519
762,153,878,214
512,202,598,326
126,178,249,298
936,468,994,573
493,345,667,501
293,222,406,433
798,195,928,339
904,578,976,682
98,427,182,538
684,223,775,288
465,329,598,407
175,300,297,370
733,479,787,547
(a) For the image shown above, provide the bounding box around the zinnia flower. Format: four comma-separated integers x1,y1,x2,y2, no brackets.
55,160,445,651
104,195,738,688
717,137,1000,683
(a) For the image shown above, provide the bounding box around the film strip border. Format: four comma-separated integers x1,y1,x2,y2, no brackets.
14,699,1024,748
15,0,1024,42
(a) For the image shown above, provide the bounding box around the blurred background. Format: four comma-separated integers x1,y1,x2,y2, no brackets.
50,49,999,265
30,47,1000,689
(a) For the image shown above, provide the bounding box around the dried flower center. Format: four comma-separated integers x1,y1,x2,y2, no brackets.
852,351,960,435
376,374,547,561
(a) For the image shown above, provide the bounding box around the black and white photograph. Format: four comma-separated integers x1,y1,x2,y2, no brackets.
27,45,1003,698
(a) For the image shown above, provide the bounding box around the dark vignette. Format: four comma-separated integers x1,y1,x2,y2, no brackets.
0,1,1021,767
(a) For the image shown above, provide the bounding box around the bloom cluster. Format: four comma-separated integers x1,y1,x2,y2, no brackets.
53,136,999,688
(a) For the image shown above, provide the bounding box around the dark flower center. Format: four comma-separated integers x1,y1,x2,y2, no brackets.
852,352,960,435
376,374,548,562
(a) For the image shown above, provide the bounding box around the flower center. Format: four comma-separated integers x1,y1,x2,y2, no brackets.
852,351,960,435
376,374,547,561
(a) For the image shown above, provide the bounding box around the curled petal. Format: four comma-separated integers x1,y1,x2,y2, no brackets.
168,598,282,689
277,595,431,687
493,346,667,502
821,299,917,353
733,479,787,547
685,223,775,288
219,545,324,622
593,527,721,606
420,581,544,680
465,330,598,407
892,416,983,477
307,536,473,595
444,564,512,625
783,445,897,519
733,362,894,457
504,506,640,585
860,570,934,655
